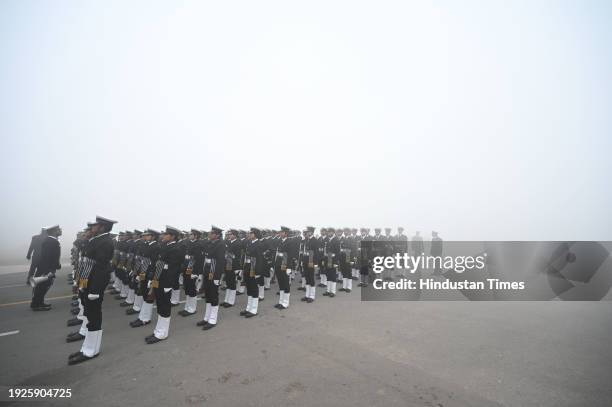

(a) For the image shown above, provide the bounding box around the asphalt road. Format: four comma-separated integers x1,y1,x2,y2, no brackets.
0,265,610,407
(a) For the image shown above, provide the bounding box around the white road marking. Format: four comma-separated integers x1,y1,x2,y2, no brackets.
0,330,19,337
0,284,27,289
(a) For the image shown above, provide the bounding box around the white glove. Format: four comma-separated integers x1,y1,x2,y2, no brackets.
147,281,152,289
87,293,100,300
163,287,172,293
213,280,220,286
235,269,242,275
190,273,197,279
286,268,292,275
135,275,140,282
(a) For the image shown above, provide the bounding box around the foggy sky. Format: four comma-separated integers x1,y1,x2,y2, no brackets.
1,0,611,264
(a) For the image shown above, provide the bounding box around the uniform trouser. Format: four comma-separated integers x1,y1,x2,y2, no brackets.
326,266,337,281
183,273,197,297
203,279,219,306
121,269,130,285
31,278,53,307
154,287,171,318
276,267,290,293
224,269,237,290
246,274,259,298
83,290,104,330
172,268,181,291
303,266,315,287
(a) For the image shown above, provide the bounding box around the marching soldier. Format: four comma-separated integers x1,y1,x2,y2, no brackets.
221,229,241,308
129,229,161,326
30,225,62,310
145,226,184,344
240,227,264,318
196,226,226,330
68,216,117,365
300,226,318,303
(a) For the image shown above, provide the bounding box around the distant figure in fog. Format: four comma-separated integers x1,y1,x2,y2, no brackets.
430,231,443,275
26,228,47,284
411,231,424,256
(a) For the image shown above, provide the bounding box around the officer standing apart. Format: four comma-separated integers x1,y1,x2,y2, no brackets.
26,228,47,285
69,216,116,365
30,225,62,311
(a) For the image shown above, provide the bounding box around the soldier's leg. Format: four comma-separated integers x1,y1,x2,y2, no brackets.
131,281,154,327
223,270,236,307
170,270,181,306
149,287,171,341
79,292,104,358
180,274,198,316
203,282,219,329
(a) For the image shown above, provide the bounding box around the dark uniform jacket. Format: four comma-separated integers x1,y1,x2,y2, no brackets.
27,233,47,264
36,236,61,276
246,239,266,277
84,232,115,295
226,239,242,271
204,239,226,281
158,240,185,289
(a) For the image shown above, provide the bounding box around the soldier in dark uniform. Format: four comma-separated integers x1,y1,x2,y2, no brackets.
221,229,241,308
172,231,190,306
129,229,161,326
26,228,47,285
317,228,328,288
322,228,340,297
339,227,354,293
350,228,359,280
395,227,409,278
195,226,225,330
300,226,318,303
273,226,293,309
120,230,144,308
30,225,62,310
358,228,372,287
67,224,95,327
177,229,203,316
110,232,127,295
68,216,117,365
236,230,247,296
430,231,443,275
240,227,264,317
145,226,184,344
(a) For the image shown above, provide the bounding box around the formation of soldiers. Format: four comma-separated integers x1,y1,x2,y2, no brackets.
62,217,436,365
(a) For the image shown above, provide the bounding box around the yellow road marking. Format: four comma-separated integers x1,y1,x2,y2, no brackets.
0,294,73,308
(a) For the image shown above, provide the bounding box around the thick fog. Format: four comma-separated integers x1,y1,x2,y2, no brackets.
1,1,611,264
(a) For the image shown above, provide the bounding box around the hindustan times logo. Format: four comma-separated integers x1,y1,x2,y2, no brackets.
372,253,487,274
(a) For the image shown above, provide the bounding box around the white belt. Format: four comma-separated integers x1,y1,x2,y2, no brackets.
205,259,211,264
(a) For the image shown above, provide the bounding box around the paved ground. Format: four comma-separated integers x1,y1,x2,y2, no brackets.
0,265,610,407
